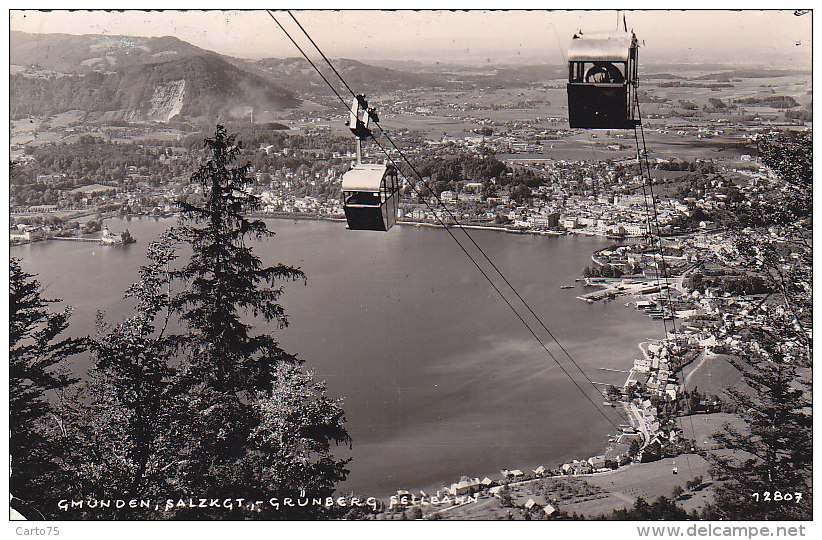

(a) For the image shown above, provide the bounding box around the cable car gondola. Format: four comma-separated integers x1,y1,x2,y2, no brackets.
266,9,652,432
340,95,400,231
342,163,399,231
566,30,639,129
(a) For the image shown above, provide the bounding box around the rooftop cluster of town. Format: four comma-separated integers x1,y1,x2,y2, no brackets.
10,132,784,246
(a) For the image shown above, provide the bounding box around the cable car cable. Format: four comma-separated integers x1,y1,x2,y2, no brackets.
287,12,360,109
547,18,567,64
268,10,629,428
283,10,633,426
634,94,677,335
633,91,695,479
373,122,631,426
633,121,693,479
368,134,626,430
282,10,628,424
267,12,350,108
632,129,671,337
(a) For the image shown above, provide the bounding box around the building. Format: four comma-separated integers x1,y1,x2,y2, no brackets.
20,205,58,214
588,455,606,469
100,226,135,246
10,226,44,243
561,217,578,229
633,358,652,372
450,477,481,496
623,222,649,236
37,174,66,185
72,184,117,196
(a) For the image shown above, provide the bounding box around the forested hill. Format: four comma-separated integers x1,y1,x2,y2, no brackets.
254,57,453,93
10,32,300,122
10,31,215,71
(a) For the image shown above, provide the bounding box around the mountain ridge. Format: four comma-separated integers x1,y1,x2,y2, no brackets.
10,32,300,121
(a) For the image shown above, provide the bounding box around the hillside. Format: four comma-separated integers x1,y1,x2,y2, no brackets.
10,31,469,121
463,64,567,88
123,54,299,119
10,31,214,72
254,57,452,94
10,32,300,122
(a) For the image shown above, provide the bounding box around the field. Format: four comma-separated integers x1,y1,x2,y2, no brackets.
10,68,810,167
645,75,812,112
49,110,85,128
570,455,712,516
434,454,712,520
682,413,748,451
11,114,83,147
432,407,756,519
682,352,744,394
132,129,186,142
372,71,811,164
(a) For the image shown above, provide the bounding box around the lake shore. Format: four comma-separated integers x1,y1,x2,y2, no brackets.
13,216,662,499
382,314,651,505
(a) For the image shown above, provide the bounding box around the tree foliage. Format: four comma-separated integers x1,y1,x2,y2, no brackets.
36,126,352,520
166,126,349,518
173,125,306,394
109,125,346,518
707,343,812,519
608,496,691,520
706,131,812,520
68,234,183,517
10,258,84,518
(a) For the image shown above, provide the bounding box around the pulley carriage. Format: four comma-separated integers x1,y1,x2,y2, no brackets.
340,94,400,231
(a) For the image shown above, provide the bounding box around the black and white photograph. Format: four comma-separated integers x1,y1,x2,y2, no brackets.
6,6,814,533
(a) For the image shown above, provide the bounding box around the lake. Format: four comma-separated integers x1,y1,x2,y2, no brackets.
12,217,665,497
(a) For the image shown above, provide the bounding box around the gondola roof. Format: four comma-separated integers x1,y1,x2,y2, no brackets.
341,163,391,191
568,31,635,62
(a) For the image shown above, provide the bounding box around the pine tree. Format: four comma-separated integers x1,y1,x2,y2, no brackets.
173,125,305,394
735,132,811,358
609,496,689,520
167,126,350,518
10,258,84,518
708,351,812,519
228,364,351,519
70,233,182,514
57,126,349,520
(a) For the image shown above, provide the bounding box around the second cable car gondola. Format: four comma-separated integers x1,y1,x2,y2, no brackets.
566,30,639,129
340,94,400,231
342,163,399,231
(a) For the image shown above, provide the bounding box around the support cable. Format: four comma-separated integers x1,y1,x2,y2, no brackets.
635,94,678,335
370,133,626,429
634,90,695,479
283,10,624,421
268,10,630,428
632,128,671,338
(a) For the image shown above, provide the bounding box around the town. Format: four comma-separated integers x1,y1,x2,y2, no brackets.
9,12,811,523
9,67,809,522
8,118,800,243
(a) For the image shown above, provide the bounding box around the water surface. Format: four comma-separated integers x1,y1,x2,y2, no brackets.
13,217,665,496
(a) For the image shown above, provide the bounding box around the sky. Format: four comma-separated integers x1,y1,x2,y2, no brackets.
9,8,812,67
